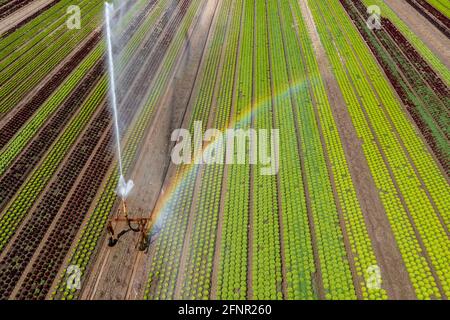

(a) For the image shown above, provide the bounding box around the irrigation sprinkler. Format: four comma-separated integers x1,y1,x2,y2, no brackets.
104,2,153,252
106,175,153,251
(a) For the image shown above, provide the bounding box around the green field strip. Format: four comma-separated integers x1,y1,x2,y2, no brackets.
180,0,243,300
216,0,253,300
144,0,232,300
322,0,450,297
426,0,450,18
266,0,317,300
0,0,150,117
270,0,356,300
0,0,89,50
0,0,142,64
326,0,450,249
251,0,282,300
360,0,450,86
287,0,386,300
309,0,449,299
0,0,145,72
0,77,106,253
0,1,104,115
342,0,449,177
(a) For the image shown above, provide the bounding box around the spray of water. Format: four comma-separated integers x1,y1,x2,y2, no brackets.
104,2,133,199
105,2,122,175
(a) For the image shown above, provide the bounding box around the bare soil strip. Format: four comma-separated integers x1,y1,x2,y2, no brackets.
299,0,416,299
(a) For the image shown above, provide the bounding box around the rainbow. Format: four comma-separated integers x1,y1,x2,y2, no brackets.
150,75,313,226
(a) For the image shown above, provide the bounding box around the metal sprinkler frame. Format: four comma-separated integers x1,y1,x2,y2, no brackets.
106,199,153,251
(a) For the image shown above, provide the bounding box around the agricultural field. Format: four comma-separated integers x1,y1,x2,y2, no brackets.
0,0,448,302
